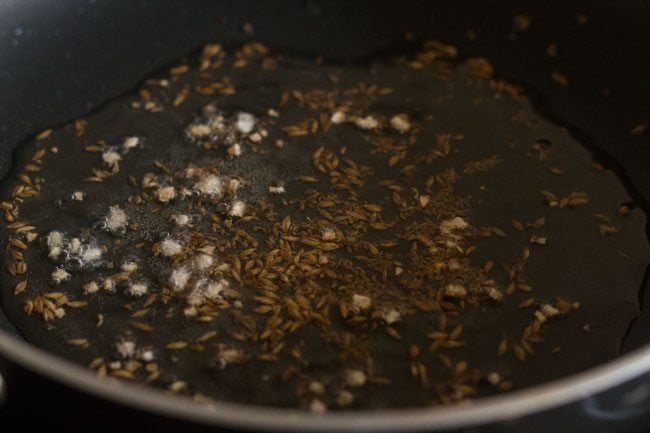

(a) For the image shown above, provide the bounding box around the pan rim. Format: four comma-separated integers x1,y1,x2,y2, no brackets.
0,328,649,431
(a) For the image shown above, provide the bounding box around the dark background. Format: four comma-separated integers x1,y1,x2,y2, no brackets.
0,0,649,431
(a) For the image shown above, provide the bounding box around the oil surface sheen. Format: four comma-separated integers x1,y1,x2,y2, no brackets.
0,41,647,410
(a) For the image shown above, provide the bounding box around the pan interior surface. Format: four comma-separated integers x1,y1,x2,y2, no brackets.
0,37,647,414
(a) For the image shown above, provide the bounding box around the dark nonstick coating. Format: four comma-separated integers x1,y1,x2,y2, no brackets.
2,44,648,409
1,0,650,431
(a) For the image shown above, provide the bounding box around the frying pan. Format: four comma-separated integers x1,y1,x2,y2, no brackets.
1,0,650,432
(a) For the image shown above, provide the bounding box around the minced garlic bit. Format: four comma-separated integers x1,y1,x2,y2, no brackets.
354,115,379,130
249,132,263,143
486,372,502,386
81,245,103,262
352,294,371,310
126,281,149,297
440,216,468,237
194,254,214,270
330,111,346,124
445,283,467,298
228,143,242,157
235,112,256,134
71,191,84,201
141,172,159,188
102,149,121,167
83,280,99,295
116,339,136,358
70,238,81,254
321,228,337,241
103,278,116,293
46,230,64,258
121,261,138,273
187,278,229,305
139,349,155,362
194,174,222,197
229,200,246,217
267,108,279,117
268,185,285,194
171,214,191,226
155,186,176,203
227,179,241,194
105,205,128,232
345,369,367,387
122,136,140,151
205,279,228,299
390,114,411,133
169,267,191,291
160,238,183,257
51,267,71,283
382,309,401,324
309,399,327,414
188,123,212,138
